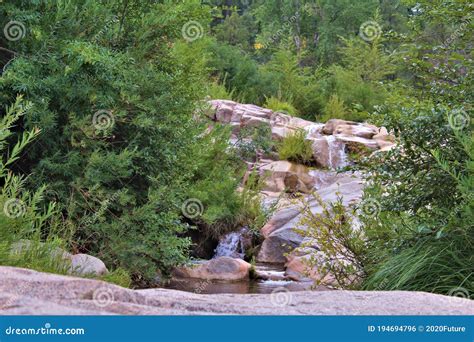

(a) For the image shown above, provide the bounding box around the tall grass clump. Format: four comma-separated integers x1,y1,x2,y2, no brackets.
277,130,313,165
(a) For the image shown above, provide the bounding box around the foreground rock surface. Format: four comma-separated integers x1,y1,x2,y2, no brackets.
1,267,473,315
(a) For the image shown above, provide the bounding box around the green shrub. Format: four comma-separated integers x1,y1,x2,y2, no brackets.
322,94,346,121
206,78,235,100
277,130,313,165
294,193,366,289
0,1,238,286
359,105,473,294
234,125,274,162
237,169,278,235
99,268,132,288
264,96,298,116
184,125,245,238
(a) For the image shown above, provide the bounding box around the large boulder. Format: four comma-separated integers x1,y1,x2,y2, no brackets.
323,119,377,139
70,254,108,276
172,257,251,281
259,160,315,194
322,119,358,135
336,135,379,151
271,125,293,141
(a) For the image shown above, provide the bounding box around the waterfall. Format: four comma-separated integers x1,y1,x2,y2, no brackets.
305,123,349,170
305,123,325,139
325,135,348,169
214,227,249,259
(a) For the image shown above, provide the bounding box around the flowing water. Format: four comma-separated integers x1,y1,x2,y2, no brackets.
305,123,349,170
325,135,348,169
213,227,248,259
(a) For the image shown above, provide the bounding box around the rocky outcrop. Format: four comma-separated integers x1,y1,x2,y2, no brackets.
172,257,251,281
209,100,395,169
257,172,364,264
1,267,472,315
206,100,396,285
259,160,315,194
310,135,348,169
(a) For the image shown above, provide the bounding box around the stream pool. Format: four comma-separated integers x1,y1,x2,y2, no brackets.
163,263,328,294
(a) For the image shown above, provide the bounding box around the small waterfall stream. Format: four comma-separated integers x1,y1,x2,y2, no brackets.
213,227,249,259
305,123,349,170
325,135,348,169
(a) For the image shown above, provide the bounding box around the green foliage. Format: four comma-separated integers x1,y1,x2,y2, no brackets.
205,39,277,104
0,0,242,286
264,95,298,116
295,193,366,289
264,50,323,119
233,125,274,162
99,267,132,288
277,130,313,165
0,0,471,296
0,98,67,275
214,12,256,50
237,169,277,235
322,94,346,121
184,125,244,238
360,104,473,294
206,79,235,100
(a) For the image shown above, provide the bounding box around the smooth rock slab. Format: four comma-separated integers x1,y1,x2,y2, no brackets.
1,267,473,315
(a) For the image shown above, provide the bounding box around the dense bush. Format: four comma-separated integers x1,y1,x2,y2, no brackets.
0,1,241,286
360,105,473,294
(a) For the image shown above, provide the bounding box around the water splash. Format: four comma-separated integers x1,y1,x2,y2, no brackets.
304,123,325,139
214,227,249,259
